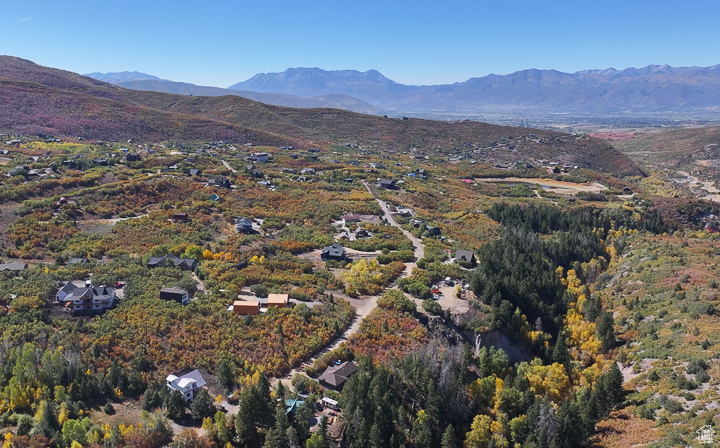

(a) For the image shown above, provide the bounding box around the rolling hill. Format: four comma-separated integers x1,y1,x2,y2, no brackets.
86,73,385,115
0,56,642,176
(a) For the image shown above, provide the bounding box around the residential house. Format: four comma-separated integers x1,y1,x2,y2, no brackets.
56,280,115,315
415,168,429,180
0,262,27,272
370,162,386,170
343,214,361,223
160,287,190,305
166,369,206,402
285,399,305,415
252,153,270,162
172,212,190,222
546,166,561,175
229,300,261,315
125,153,142,162
7,166,28,177
455,250,477,266
377,179,396,189
210,194,221,202
236,217,254,233
318,361,359,390
67,257,90,266
395,207,413,217
266,294,289,309
321,243,346,261
147,254,197,271
208,177,231,189
93,158,108,166
300,168,316,175
184,168,201,176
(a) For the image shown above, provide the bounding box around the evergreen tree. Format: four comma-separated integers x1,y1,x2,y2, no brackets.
16,414,34,436
165,390,187,420
552,331,571,372
596,311,616,350
215,360,234,393
605,363,624,407
33,400,59,439
441,424,459,448
190,389,216,420
293,400,314,443
276,380,287,401
555,400,583,448
236,376,275,446
369,422,383,448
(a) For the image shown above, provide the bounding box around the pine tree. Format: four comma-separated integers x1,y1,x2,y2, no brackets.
293,401,314,443
441,424,459,448
191,389,216,420
33,400,59,439
369,423,383,448
596,311,616,350
276,381,287,401
605,363,624,407
165,390,187,420
215,360,234,393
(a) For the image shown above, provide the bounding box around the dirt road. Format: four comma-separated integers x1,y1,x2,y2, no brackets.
475,177,608,195
222,159,238,174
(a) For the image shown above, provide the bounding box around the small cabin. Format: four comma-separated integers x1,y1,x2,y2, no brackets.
230,300,261,315
266,294,289,309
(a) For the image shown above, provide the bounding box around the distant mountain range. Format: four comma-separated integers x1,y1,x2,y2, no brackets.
228,65,720,113
85,72,384,115
89,64,720,115
3,56,642,176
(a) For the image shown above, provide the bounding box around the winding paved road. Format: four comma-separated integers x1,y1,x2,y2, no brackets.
274,182,427,386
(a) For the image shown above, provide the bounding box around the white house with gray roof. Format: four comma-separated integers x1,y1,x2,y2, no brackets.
56,280,115,314
166,369,206,402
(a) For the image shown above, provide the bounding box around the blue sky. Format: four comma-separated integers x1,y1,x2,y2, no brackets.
2,0,719,87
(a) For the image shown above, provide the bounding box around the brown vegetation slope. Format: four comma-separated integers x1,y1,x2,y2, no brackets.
0,56,642,176
615,125,720,165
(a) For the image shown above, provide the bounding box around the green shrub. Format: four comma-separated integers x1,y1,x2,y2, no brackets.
422,299,442,315
377,290,417,314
